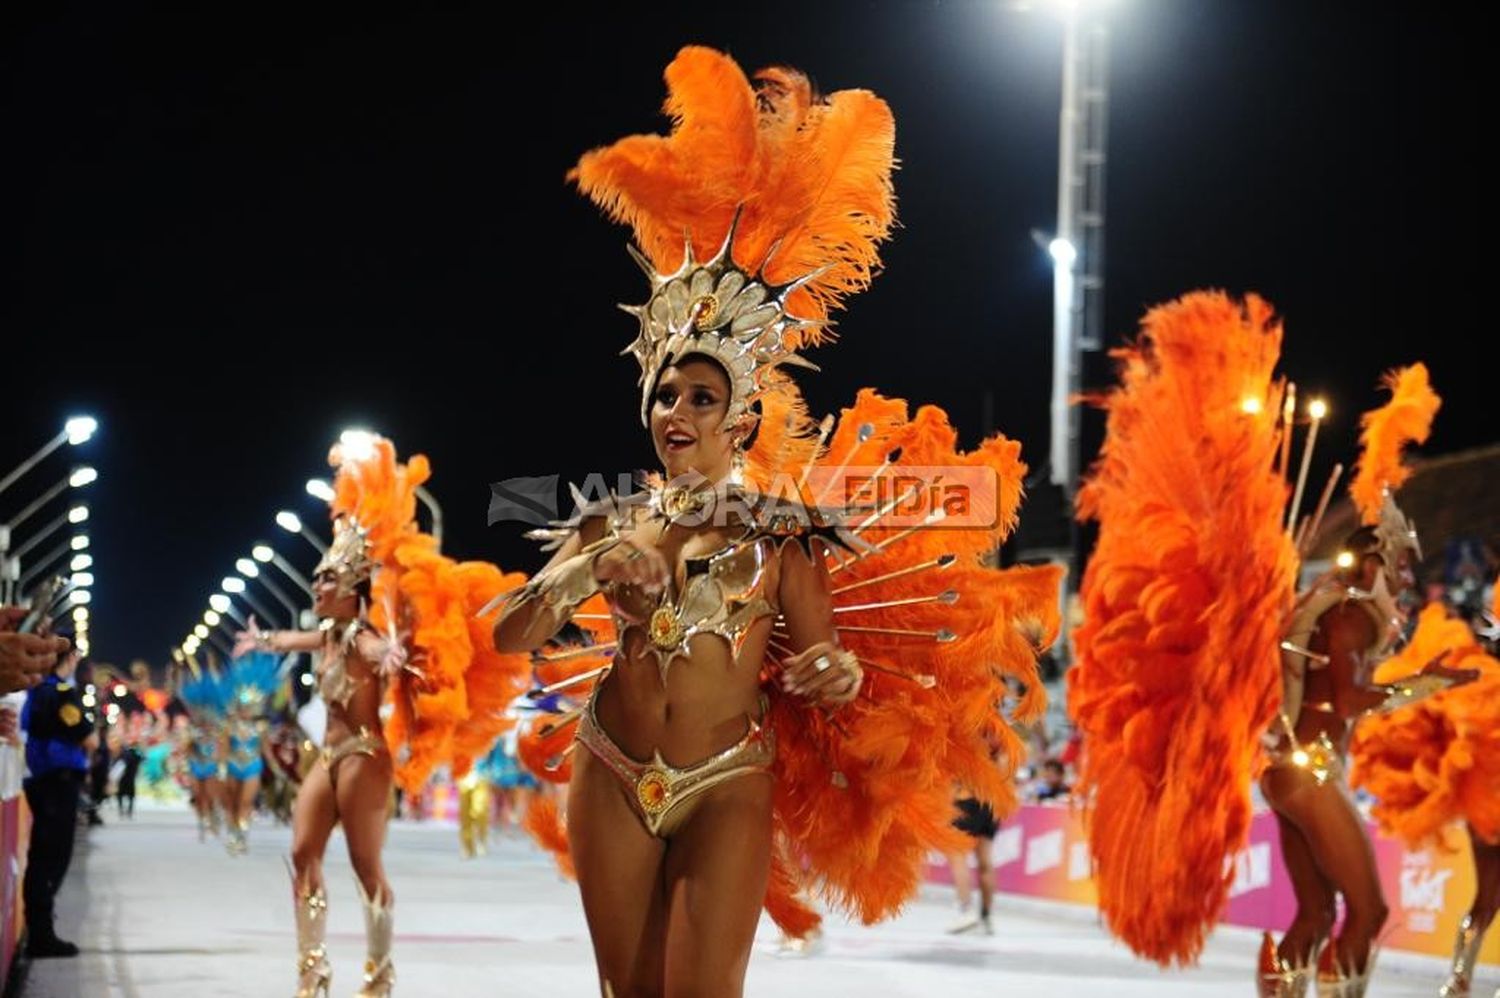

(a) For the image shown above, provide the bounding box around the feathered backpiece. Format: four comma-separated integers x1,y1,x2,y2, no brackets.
1066,292,1300,965
1352,603,1500,847
178,658,230,721
571,45,896,429
313,435,531,793
1348,364,1439,574
380,543,533,793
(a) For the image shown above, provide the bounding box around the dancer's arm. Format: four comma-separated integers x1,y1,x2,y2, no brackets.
233,615,322,657
776,540,862,707
494,516,650,653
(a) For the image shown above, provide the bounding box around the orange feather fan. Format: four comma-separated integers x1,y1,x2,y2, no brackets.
1351,603,1500,848
1066,292,1299,965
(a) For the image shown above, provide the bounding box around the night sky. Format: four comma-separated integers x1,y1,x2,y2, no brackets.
3,1,1486,664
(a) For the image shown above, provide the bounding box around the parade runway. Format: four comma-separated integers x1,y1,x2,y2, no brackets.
19,804,1474,997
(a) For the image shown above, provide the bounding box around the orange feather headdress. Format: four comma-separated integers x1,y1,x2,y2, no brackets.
1347,363,1440,575
570,45,896,430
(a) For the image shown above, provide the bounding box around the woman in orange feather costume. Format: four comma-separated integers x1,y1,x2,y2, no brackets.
235,436,529,997
1067,301,1478,996
493,47,1060,997
1351,599,1500,996
1257,364,1480,996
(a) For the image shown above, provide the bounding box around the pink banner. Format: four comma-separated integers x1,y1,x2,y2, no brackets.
927,803,1499,966
0,797,26,989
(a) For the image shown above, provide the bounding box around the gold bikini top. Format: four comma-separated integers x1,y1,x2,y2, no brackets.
530,482,854,686
318,618,376,709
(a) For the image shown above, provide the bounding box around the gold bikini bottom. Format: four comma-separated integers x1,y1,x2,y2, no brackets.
319,726,387,785
576,695,774,837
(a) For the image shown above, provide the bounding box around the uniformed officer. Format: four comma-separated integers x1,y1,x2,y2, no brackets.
20,633,96,958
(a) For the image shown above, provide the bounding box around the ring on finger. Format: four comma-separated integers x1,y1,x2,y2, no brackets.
812,654,832,673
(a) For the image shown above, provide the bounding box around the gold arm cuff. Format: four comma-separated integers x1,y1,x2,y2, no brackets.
514,536,619,620
1370,673,1454,714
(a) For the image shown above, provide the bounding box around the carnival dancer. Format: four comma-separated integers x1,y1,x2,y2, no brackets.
496,46,1062,997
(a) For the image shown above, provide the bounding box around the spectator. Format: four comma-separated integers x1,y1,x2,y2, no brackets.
0,605,70,695
88,735,111,826
116,741,143,818
1032,758,1071,802
21,635,96,958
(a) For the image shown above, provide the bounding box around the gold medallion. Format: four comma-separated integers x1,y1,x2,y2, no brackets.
648,605,684,649
636,770,672,815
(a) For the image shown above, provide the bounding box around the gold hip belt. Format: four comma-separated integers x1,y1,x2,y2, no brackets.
1264,730,1345,788
576,697,774,837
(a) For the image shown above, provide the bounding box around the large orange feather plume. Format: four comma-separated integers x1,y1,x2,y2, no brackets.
1066,291,1299,965
570,45,896,349
1351,602,1500,847
1348,363,1441,524
326,438,531,793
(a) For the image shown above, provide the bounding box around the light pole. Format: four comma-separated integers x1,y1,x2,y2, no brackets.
1048,0,1109,495
223,575,283,629
17,539,73,593
253,543,313,598
0,417,97,499
209,593,249,631
276,511,328,557
237,557,300,621
3,465,96,602
3,466,97,534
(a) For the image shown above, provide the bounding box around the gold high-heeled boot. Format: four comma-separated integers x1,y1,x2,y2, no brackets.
227,818,249,856
1440,914,1483,997
1257,931,1312,998
354,877,395,997
289,868,331,998
1315,941,1375,998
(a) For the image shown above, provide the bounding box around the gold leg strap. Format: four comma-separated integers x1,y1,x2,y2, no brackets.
353,876,395,997
1439,914,1482,998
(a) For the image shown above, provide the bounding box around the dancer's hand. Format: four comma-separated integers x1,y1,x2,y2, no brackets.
232,616,265,658
592,536,671,597
781,641,862,706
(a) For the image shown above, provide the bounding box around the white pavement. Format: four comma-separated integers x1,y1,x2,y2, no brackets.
19,802,1474,997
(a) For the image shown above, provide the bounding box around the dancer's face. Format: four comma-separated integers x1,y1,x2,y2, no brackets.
650,358,742,482
1388,547,1416,595
313,570,359,620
